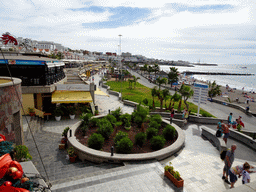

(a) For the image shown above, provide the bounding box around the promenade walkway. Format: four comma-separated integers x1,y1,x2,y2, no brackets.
23,72,256,192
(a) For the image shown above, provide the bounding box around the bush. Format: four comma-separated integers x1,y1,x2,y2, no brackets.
80,113,93,126
150,114,162,124
89,118,99,127
142,98,148,105
114,131,128,146
62,127,70,137
135,132,146,147
111,107,122,121
120,113,131,124
116,137,133,154
162,125,176,140
149,120,161,130
14,145,32,162
97,118,113,139
106,114,117,126
146,127,158,140
132,104,149,128
81,125,88,136
150,136,166,150
88,133,105,150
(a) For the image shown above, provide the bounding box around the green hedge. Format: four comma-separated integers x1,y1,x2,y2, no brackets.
150,136,166,150
88,133,105,150
116,137,133,154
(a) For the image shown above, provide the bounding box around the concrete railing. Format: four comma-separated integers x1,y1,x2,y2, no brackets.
201,126,227,152
67,116,185,163
229,129,256,150
212,98,255,116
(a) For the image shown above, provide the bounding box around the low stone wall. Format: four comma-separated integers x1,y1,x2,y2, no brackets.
149,112,185,128
229,129,256,150
123,100,137,108
67,116,185,163
212,98,255,116
188,115,228,125
201,126,227,152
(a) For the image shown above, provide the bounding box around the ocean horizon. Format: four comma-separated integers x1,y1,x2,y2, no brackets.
160,63,256,92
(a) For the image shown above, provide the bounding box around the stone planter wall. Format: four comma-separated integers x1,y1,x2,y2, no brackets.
67,116,185,163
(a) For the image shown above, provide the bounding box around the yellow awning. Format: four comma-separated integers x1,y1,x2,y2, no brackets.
52,91,93,103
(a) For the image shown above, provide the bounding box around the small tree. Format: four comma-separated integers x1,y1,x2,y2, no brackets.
132,104,149,132
116,137,133,154
162,89,170,110
97,118,113,139
88,133,105,150
156,89,164,110
179,84,194,110
135,132,146,147
169,92,182,110
156,77,167,90
114,131,128,146
208,81,221,98
133,75,140,89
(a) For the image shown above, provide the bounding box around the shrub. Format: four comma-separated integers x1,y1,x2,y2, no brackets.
106,114,117,126
14,145,32,162
146,127,158,140
89,118,99,127
124,121,131,128
80,113,93,126
116,137,133,154
80,125,88,136
97,118,113,139
62,127,70,137
150,136,166,150
132,104,149,128
114,131,128,146
88,133,105,150
149,120,161,130
150,114,162,124
120,113,131,124
162,125,176,140
135,132,146,147
111,107,122,121
142,98,148,106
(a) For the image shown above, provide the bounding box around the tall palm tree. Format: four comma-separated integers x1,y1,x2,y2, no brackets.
162,89,170,110
151,86,157,108
168,67,179,88
156,77,168,90
133,75,140,89
169,92,182,110
179,84,194,110
153,64,159,80
156,89,165,110
148,66,153,77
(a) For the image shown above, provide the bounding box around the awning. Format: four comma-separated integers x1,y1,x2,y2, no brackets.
52,91,93,103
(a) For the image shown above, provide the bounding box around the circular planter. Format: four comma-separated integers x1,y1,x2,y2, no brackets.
69,115,75,120
55,116,61,121
68,116,185,163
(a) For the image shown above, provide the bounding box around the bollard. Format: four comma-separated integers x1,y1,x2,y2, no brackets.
108,109,110,114
69,129,72,137
111,146,114,156
170,117,172,124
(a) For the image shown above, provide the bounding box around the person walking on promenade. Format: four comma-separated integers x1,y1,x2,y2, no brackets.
216,120,223,137
227,113,233,124
222,123,230,144
223,144,237,184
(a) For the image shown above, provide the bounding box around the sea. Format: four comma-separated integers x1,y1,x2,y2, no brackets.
160,64,256,92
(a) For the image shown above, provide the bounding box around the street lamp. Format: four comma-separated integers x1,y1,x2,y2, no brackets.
119,34,122,100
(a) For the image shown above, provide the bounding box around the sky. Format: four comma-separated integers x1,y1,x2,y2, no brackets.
1,0,256,64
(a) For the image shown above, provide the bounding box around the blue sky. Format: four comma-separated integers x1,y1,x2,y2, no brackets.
0,0,256,64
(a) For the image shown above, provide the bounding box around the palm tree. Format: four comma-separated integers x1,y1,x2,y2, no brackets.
148,66,153,77
168,67,179,88
162,89,170,110
179,84,194,110
169,92,182,110
151,86,157,108
153,64,159,80
128,79,133,89
156,89,165,110
208,81,221,98
156,77,168,90
133,75,140,89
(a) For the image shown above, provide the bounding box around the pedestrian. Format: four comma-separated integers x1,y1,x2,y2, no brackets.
223,144,236,185
227,113,233,124
222,123,230,144
242,162,255,184
216,120,223,137
229,162,254,188
170,107,174,124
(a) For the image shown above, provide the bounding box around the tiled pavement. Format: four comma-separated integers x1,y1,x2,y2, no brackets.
23,72,256,192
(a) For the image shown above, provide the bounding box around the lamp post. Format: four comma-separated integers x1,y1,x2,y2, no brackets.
119,34,122,100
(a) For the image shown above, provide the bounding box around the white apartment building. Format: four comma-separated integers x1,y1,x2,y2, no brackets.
35,41,54,50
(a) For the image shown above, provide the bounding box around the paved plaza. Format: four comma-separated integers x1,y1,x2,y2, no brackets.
22,72,256,192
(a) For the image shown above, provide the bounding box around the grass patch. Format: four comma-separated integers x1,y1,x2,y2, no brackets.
106,81,215,117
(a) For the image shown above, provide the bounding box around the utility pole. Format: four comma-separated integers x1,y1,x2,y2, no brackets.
119,34,122,100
